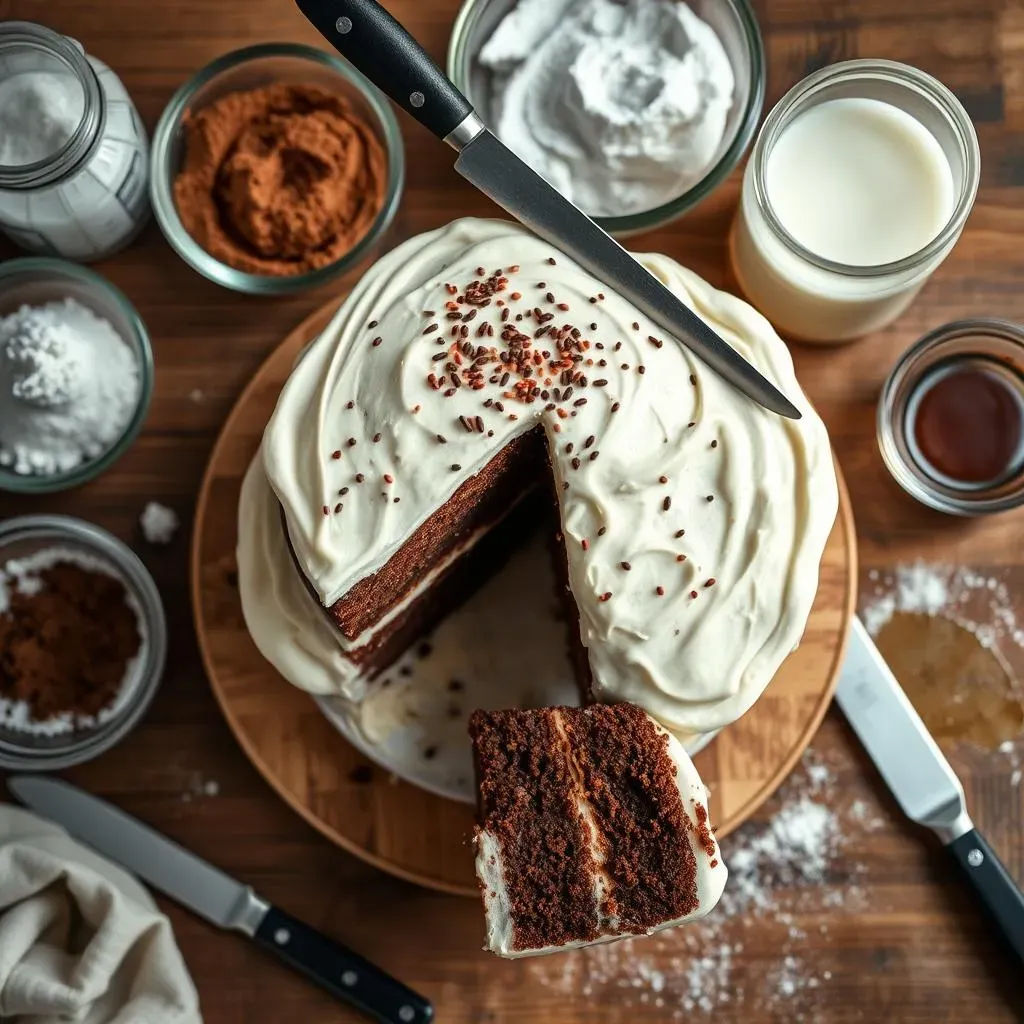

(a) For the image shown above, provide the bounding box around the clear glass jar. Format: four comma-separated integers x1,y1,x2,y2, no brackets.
729,60,980,344
0,22,150,262
877,319,1024,516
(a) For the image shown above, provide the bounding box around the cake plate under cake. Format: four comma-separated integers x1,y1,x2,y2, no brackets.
192,299,858,897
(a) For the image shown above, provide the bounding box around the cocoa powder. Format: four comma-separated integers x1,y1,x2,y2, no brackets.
173,83,387,276
0,560,141,724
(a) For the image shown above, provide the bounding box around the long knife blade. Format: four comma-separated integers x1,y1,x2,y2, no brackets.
835,617,971,842
291,0,801,419
8,776,435,1023
455,128,802,420
8,776,263,931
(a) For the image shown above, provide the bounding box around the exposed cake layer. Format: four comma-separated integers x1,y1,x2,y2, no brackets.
240,457,539,699
327,426,547,640
261,218,838,733
470,704,726,958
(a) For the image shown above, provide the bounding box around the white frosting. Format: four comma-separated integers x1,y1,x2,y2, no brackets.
261,218,837,734
474,711,727,958
477,0,736,218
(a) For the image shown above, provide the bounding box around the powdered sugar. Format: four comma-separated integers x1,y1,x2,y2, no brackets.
0,299,140,476
140,502,179,545
862,562,1021,650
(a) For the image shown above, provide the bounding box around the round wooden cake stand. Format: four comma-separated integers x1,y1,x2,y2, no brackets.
192,299,858,898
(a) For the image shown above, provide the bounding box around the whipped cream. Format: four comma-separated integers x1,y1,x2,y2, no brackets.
476,0,735,217
258,218,837,735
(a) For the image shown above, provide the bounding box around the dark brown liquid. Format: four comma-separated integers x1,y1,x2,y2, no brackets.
874,612,1023,749
911,363,1024,485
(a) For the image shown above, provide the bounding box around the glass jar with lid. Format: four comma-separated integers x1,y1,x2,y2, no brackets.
730,59,980,344
0,21,150,261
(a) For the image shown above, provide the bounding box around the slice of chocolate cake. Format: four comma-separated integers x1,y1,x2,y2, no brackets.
469,704,726,958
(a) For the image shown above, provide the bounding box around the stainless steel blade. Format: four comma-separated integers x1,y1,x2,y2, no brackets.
454,129,801,420
8,776,268,935
835,617,972,843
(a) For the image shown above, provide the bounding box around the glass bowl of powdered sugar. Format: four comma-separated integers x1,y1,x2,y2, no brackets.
0,515,167,770
0,258,153,493
449,0,765,236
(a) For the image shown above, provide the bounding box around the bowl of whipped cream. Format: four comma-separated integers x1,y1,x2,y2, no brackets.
448,0,765,236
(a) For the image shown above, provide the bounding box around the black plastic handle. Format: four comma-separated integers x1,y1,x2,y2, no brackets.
948,829,1024,962
294,0,473,139
254,905,434,1024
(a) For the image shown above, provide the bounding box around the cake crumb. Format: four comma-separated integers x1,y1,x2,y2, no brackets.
140,502,179,544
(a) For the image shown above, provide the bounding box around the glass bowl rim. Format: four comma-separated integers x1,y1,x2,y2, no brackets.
446,0,766,235
877,317,1024,516
0,257,154,494
0,513,168,769
149,42,406,295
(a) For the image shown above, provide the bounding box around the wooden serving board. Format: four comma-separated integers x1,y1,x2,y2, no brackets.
192,299,858,897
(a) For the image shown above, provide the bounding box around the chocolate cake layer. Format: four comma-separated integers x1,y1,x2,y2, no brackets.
469,708,601,951
560,706,700,931
470,704,725,958
340,489,548,678
329,426,549,639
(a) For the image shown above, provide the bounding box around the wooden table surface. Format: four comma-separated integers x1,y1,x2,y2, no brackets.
2,0,1024,1020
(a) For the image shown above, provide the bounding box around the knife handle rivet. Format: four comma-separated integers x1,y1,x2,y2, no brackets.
410,91,425,108
274,928,291,945
335,16,352,33
967,848,984,867
341,970,358,987
399,1007,415,1022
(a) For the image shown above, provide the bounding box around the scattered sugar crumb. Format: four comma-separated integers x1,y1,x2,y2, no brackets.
140,501,179,544
180,773,220,802
861,562,1021,652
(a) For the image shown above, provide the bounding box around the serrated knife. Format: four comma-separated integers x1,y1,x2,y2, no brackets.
836,617,1024,961
7,777,433,1024
294,0,800,421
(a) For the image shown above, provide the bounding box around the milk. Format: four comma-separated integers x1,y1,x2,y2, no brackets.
730,63,978,344
766,98,954,267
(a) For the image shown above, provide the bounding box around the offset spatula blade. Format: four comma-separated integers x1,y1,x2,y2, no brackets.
835,619,1024,964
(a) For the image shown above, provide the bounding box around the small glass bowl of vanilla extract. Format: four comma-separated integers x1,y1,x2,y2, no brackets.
878,319,1024,515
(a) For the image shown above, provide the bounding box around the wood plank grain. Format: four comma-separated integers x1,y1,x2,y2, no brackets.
2,0,1023,1020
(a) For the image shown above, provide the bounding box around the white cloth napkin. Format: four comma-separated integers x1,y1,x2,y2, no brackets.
0,804,202,1023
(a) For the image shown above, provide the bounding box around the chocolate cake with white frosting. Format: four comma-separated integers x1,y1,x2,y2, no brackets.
259,218,838,733
469,703,727,957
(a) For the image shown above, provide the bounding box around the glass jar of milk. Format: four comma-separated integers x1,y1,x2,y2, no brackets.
730,60,979,344
0,22,149,261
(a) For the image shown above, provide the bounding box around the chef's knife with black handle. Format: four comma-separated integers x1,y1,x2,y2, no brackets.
294,0,801,421
836,618,1024,963
7,776,433,1024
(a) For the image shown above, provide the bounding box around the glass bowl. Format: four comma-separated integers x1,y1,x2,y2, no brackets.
0,515,168,770
150,43,405,295
447,0,765,237
878,319,1024,516
0,258,153,494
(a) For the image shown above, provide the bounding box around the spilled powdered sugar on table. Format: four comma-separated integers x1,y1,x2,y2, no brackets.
521,747,884,1021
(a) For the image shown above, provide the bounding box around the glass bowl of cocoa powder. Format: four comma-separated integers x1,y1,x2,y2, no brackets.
150,44,405,295
0,515,167,770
